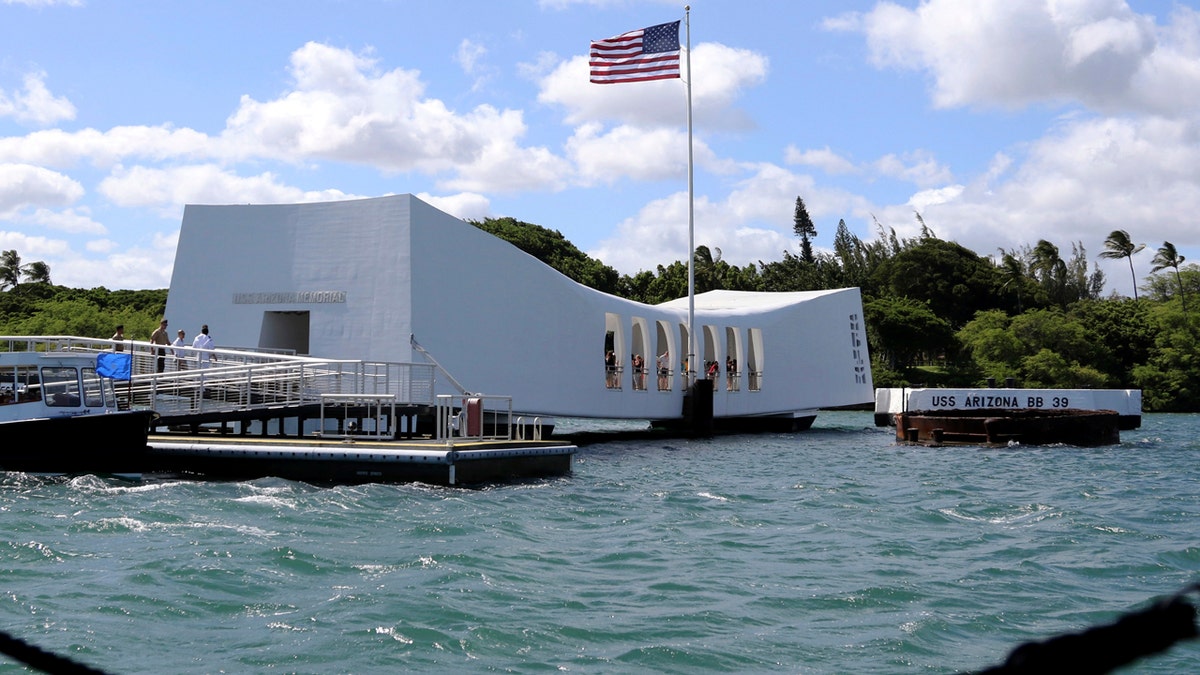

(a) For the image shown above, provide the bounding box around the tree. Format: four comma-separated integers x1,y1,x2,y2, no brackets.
21,260,51,285
470,217,621,295
997,251,1028,313
871,237,1001,328
863,296,955,371
1099,229,1146,300
1132,304,1200,411
1030,239,1068,305
0,250,20,290
1150,241,1187,313
0,249,52,290
792,196,817,264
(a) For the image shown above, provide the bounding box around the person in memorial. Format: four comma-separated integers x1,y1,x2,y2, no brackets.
150,318,170,373
172,329,188,370
192,324,215,368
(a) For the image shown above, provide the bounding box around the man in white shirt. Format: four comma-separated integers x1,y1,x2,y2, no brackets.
192,324,215,368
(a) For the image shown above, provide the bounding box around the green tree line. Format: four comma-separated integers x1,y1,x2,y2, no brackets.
2,213,1196,411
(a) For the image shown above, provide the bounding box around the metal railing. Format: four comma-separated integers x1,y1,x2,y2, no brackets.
318,393,398,440
2,335,439,418
435,394,513,442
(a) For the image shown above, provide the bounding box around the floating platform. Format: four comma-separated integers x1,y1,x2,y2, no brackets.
875,387,1141,430
894,408,1122,447
145,435,575,486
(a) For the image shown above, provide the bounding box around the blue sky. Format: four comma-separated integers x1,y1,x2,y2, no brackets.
1,0,1197,297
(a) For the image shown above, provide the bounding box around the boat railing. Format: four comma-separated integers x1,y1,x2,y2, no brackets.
434,394,513,442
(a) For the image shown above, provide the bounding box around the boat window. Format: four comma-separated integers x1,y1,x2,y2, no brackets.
42,367,82,407
81,367,107,407
3,365,41,403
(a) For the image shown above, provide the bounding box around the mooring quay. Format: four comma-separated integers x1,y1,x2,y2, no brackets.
12,336,575,486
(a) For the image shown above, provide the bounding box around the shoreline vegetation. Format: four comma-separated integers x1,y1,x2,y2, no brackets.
2,213,1196,412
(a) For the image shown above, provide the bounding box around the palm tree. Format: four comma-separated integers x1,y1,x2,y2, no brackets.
998,251,1026,312
21,260,51,285
1099,230,1146,300
0,250,21,291
1151,241,1187,312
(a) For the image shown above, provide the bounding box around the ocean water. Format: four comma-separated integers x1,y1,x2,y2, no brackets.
1,411,1198,674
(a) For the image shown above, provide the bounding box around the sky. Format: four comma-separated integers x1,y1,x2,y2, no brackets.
2,0,1199,297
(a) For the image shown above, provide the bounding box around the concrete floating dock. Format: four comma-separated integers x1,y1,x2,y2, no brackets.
875,387,1142,430
146,435,575,486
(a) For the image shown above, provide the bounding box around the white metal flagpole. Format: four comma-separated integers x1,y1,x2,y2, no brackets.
684,5,695,388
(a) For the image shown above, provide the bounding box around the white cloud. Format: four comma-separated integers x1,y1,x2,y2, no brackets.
567,123,701,185
840,0,1188,114
30,207,106,235
785,145,858,175
456,39,487,75
415,192,491,221
86,238,116,253
97,164,358,211
0,125,213,169
589,163,870,274
2,0,83,5
873,114,1200,281
0,71,76,125
0,163,83,216
873,150,953,187
222,41,555,182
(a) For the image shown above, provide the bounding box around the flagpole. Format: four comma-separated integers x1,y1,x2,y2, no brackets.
684,5,695,388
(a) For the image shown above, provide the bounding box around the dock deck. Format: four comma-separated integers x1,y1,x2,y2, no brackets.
5,335,573,485
146,434,575,486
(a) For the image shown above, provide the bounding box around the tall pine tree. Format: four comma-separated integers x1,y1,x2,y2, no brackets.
792,196,817,264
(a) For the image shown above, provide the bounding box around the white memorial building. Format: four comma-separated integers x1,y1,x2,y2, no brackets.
164,194,873,428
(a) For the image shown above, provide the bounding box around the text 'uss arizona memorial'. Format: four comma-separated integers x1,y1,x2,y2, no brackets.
232,291,347,305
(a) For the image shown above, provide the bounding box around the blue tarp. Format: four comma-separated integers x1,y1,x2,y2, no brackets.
95,352,132,380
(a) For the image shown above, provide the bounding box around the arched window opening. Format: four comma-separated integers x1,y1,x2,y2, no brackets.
655,321,674,391
604,313,625,390
630,317,650,391
746,328,764,391
724,326,742,392
702,324,720,382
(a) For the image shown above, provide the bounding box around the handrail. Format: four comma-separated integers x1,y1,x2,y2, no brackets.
435,394,513,442
2,336,441,419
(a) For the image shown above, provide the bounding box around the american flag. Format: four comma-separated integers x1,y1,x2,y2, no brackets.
590,21,681,84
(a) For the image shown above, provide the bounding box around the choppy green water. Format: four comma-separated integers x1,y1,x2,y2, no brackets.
2,411,1198,673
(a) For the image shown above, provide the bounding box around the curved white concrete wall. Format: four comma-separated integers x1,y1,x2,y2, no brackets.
166,195,874,420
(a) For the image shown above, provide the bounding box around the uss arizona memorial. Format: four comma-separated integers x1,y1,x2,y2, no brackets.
164,194,873,429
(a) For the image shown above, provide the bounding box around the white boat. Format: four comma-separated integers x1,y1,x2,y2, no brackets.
0,342,154,474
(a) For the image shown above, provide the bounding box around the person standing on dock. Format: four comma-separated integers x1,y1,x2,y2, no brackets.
110,324,125,351
150,319,170,373
192,324,215,368
172,329,188,370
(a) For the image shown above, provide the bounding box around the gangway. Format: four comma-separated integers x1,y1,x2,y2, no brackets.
0,335,458,437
